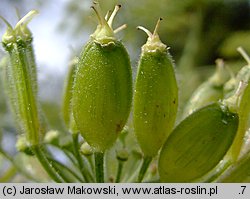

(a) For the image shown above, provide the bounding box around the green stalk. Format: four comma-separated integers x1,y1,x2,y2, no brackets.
217,151,250,182
202,159,232,182
86,155,94,172
0,166,17,182
64,149,79,166
122,150,142,182
94,152,104,183
72,134,94,182
137,156,152,182
47,157,84,182
0,147,37,181
50,144,78,166
115,160,124,183
32,145,64,182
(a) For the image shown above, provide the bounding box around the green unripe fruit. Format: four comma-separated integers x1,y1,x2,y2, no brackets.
133,19,178,157
159,102,239,182
72,3,132,152
1,10,44,145
183,59,230,118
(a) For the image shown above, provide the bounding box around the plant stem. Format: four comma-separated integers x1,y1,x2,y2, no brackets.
62,148,78,166
86,155,94,171
137,156,152,182
0,147,37,181
47,157,84,182
32,145,64,182
122,150,142,182
216,151,250,182
94,152,104,183
0,166,17,182
204,159,231,182
115,160,124,183
72,133,94,182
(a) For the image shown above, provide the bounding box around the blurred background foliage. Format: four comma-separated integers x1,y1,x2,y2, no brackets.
0,0,250,181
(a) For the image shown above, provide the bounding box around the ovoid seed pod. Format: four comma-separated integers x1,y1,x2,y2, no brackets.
182,59,230,118
133,19,178,157
159,102,239,182
72,3,132,152
1,10,44,145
